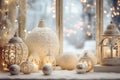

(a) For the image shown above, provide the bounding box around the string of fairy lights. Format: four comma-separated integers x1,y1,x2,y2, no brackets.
63,0,96,38
63,0,120,38
1,0,120,38
111,0,120,18
51,0,56,18
0,0,9,36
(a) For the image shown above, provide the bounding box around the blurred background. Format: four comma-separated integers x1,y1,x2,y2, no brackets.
26,0,120,54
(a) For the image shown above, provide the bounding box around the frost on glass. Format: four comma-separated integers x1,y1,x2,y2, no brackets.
26,0,56,32
63,0,96,54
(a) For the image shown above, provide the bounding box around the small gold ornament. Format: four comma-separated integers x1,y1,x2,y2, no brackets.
20,60,33,74
79,52,94,72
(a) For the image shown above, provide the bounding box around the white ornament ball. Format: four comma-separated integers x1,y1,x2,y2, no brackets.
42,64,53,75
25,27,59,67
9,64,20,75
76,63,87,74
58,53,78,70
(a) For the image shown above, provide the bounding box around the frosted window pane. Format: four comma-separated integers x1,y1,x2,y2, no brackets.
26,0,56,32
63,0,96,54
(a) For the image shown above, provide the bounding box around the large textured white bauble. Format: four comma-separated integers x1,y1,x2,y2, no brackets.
9,64,20,75
42,64,53,75
76,63,87,74
58,53,78,70
25,27,59,67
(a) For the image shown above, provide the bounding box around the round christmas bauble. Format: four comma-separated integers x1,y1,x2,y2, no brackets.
25,20,59,67
76,63,87,74
9,64,20,75
21,61,33,74
58,53,78,70
79,52,94,72
42,64,53,75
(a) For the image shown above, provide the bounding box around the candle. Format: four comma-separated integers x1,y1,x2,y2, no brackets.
32,63,39,73
46,63,52,66
105,48,117,58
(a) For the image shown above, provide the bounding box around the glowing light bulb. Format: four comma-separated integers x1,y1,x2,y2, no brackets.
24,29,27,33
80,28,83,31
28,31,31,34
104,10,107,14
65,6,69,9
67,34,70,37
112,15,114,18
106,14,110,17
81,0,86,3
111,7,115,11
87,25,91,29
15,20,18,22
87,31,91,36
117,12,120,15
5,0,9,4
71,3,75,6
3,26,6,29
118,0,120,6
52,15,56,18
86,4,90,7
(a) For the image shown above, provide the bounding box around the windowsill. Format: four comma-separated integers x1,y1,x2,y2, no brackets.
0,70,120,80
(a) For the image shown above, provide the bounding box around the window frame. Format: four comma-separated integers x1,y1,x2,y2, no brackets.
19,0,103,62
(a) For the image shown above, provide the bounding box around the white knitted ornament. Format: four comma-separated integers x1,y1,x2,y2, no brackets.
58,53,78,70
25,20,59,67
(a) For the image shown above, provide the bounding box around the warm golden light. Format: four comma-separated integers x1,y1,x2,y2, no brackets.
43,52,56,67
5,0,9,4
81,0,86,3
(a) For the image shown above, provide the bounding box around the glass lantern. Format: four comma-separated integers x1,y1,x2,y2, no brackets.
99,22,120,66
1,34,28,71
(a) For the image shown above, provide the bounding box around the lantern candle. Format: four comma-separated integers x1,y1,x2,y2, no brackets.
2,62,8,71
33,63,39,72
28,53,41,71
46,63,52,66
4,0,9,11
43,52,56,68
105,48,117,58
